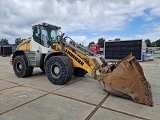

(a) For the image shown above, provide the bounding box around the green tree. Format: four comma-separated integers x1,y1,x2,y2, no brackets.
151,41,156,47
79,43,84,47
155,39,160,47
0,38,9,44
114,38,120,41
88,41,95,47
15,38,23,45
97,38,105,48
145,39,152,47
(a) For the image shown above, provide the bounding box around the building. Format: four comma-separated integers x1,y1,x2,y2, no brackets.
0,44,17,56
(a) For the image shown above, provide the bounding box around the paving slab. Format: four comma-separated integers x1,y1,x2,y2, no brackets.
0,94,95,120
2,68,82,92
151,84,160,95
90,108,141,120
55,77,107,105
2,72,47,85
156,63,160,68
150,82,160,106
102,95,160,120
141,64,160,74
0,80,17,91
0,86,45,114
0,71,16,80
0,57,16,79
153,58,160,64
144,76,160,88
0,57,10,65
21,76,82,92
143,68,160,77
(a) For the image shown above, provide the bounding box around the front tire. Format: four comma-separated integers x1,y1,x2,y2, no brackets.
45,56,73,85
13,55,33,78
74,67,87,77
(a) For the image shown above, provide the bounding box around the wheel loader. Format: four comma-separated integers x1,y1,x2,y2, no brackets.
10,22,153,106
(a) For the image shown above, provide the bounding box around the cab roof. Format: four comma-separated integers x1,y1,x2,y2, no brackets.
32,22,61,29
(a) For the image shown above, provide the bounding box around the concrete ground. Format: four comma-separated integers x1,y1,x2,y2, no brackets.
0,56,160,120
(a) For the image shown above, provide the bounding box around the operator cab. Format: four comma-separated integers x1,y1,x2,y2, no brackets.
32,22,61,47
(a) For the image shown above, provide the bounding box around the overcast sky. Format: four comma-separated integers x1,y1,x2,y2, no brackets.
0,0,160,46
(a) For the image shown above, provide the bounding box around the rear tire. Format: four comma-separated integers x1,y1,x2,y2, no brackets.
25,66,33,77
13,55,33,78
74,67,87,77
45,56,73,85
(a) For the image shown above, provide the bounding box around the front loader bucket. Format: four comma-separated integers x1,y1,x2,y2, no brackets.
95,54,153,106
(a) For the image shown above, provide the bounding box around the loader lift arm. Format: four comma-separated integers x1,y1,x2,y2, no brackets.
53,34,153,106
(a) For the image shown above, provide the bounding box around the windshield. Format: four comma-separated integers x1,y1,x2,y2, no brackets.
40,26,60,47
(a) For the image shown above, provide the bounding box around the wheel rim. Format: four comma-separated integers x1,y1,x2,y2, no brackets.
16,61,22,72
51,65,61,77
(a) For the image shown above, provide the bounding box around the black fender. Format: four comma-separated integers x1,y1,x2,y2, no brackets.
12,50,31,66
44,51,63,65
